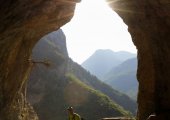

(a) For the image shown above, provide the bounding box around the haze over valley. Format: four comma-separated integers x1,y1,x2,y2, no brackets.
81,50,138,100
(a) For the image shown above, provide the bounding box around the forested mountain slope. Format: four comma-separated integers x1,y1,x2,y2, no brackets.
27,30,133,120
104,58,138,100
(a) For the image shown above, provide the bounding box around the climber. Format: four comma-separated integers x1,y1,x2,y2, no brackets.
67,106,81,120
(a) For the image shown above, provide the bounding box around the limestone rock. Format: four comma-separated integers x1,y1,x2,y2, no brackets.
0,0,79,119
108,0,170,119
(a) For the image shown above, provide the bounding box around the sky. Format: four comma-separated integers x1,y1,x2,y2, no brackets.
62,0,137,64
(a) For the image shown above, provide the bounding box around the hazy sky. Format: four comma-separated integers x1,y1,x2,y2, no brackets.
62,0,137,64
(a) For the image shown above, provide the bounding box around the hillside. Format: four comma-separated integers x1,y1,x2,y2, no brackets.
27,29,133,120
68,59,137,114
81,49,136,80
104,58,138,100
28,68,130,120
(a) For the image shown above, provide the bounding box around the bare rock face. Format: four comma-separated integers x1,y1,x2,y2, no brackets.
0,0,79,119
108,0,170,120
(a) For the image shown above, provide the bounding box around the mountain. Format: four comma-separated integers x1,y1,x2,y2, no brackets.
27,29,133,120
81,49,136,80
68,59,137,114
104,58,138,100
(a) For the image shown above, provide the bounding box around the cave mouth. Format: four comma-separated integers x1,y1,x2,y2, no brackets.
2,0,169,120
27,0,138,118
62,0,138,100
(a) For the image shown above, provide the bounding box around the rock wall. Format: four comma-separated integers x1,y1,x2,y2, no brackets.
0,0,79,119
108,0,170,120
0,0,170,120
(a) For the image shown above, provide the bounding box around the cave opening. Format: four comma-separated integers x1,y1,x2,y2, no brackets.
1,0,170,120
62,0,138,115
27,0,138,119
62,0,138,102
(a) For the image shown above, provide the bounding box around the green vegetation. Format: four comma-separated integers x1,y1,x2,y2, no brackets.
27,29,136,120
29,70,132,120
81,49,138,101
66,73,132,118
104,58,138,101
67,59,137,114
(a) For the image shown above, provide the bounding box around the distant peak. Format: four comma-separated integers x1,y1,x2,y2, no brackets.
95,49,114,52
94,49,115,55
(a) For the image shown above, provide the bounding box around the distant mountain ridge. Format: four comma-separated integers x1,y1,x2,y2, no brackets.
27,29,136,120
81,49,136,80
68,59,137,114
104,58,138,100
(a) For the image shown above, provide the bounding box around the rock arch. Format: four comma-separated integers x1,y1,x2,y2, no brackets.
0,0,170,120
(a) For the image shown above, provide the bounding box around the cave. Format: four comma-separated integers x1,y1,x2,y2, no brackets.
0,0,170,120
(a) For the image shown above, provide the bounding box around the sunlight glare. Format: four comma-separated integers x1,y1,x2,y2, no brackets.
62,0,137,64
